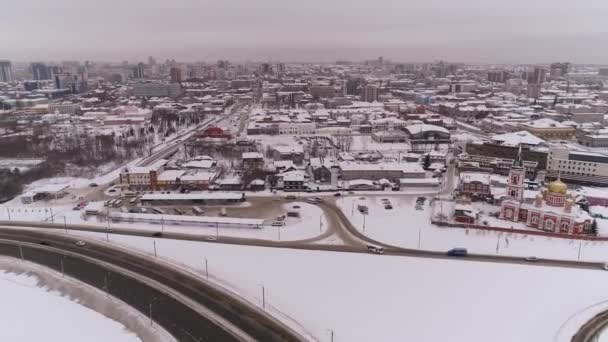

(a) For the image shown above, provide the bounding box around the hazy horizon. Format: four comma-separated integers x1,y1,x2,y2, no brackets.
3,0,608,64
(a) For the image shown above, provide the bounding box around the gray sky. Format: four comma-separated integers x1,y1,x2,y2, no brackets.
3,0,608,63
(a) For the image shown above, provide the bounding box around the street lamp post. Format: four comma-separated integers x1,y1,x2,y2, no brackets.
319,215,323,233
261,284,266,309
153,240,158,257
362,214,366,233
148,297,161,326
60,255,65,277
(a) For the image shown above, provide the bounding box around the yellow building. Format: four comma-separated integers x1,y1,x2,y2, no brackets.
519,118,576,140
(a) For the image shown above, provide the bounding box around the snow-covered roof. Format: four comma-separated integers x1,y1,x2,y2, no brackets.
340,162,424,173
460,172,491,184
141,192,244,201
157,170,186,181
180,171,217,182
182,160,215,169
491,131,545,146
273,145,304,154
521,118,569,129
405,124,449,135
242,152,264,160
282,170,305,182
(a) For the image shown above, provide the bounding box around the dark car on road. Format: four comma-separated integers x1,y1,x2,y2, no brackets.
447,248,468,257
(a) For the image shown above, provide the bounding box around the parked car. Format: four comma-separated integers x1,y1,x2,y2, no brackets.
333,192,342,197
384,204,393,210
75,241,86,247
525,256,539,262
152,232,163,237
285,195,297,200
89,183,98,187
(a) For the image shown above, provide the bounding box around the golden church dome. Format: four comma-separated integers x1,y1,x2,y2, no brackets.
547,178,568,194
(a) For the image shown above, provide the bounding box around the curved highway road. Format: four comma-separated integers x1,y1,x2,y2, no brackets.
0,228,307,342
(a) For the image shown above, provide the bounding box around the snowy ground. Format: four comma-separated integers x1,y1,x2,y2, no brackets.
336,195,608,262
350,134,410,152
50,231,608,342
0,201,328,242
0,268,142,342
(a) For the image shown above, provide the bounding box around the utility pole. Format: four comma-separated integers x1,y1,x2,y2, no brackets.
205,258,209,280
6,207,11,221
18,245,24,261
153,240,157,257
261,285,266,309
417,226,422,249
578,240,583,260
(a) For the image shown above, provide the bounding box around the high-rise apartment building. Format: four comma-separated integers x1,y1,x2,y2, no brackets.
550,62,570,78
526,66,546,99
133,62,145,79
31,63,51,80
170,67,182,83
361,85,379,102
488,70,510,83
0,61,13,82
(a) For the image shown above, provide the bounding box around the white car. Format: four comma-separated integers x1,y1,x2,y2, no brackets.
75,241,86,247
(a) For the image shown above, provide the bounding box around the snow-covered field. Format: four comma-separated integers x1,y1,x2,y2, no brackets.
350,134,410,152
56,231,608,342
0,270,141,342
336,195,608,262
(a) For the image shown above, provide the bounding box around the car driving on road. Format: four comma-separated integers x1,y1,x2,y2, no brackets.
447,248,468,257
366,244,384,255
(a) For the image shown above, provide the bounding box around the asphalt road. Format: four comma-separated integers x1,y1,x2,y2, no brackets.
0,228,306,342
571,309,607,342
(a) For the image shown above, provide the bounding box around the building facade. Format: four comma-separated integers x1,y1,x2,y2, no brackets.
546,146,608,186
500,149,592,235
0,61,13,82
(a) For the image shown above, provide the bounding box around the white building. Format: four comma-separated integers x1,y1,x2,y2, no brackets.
547,146,608,186
277,122,316,135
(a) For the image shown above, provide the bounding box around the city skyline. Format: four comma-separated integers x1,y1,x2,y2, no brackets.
3,0,608,63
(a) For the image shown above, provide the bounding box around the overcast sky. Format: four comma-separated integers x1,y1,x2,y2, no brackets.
3,0,608,64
